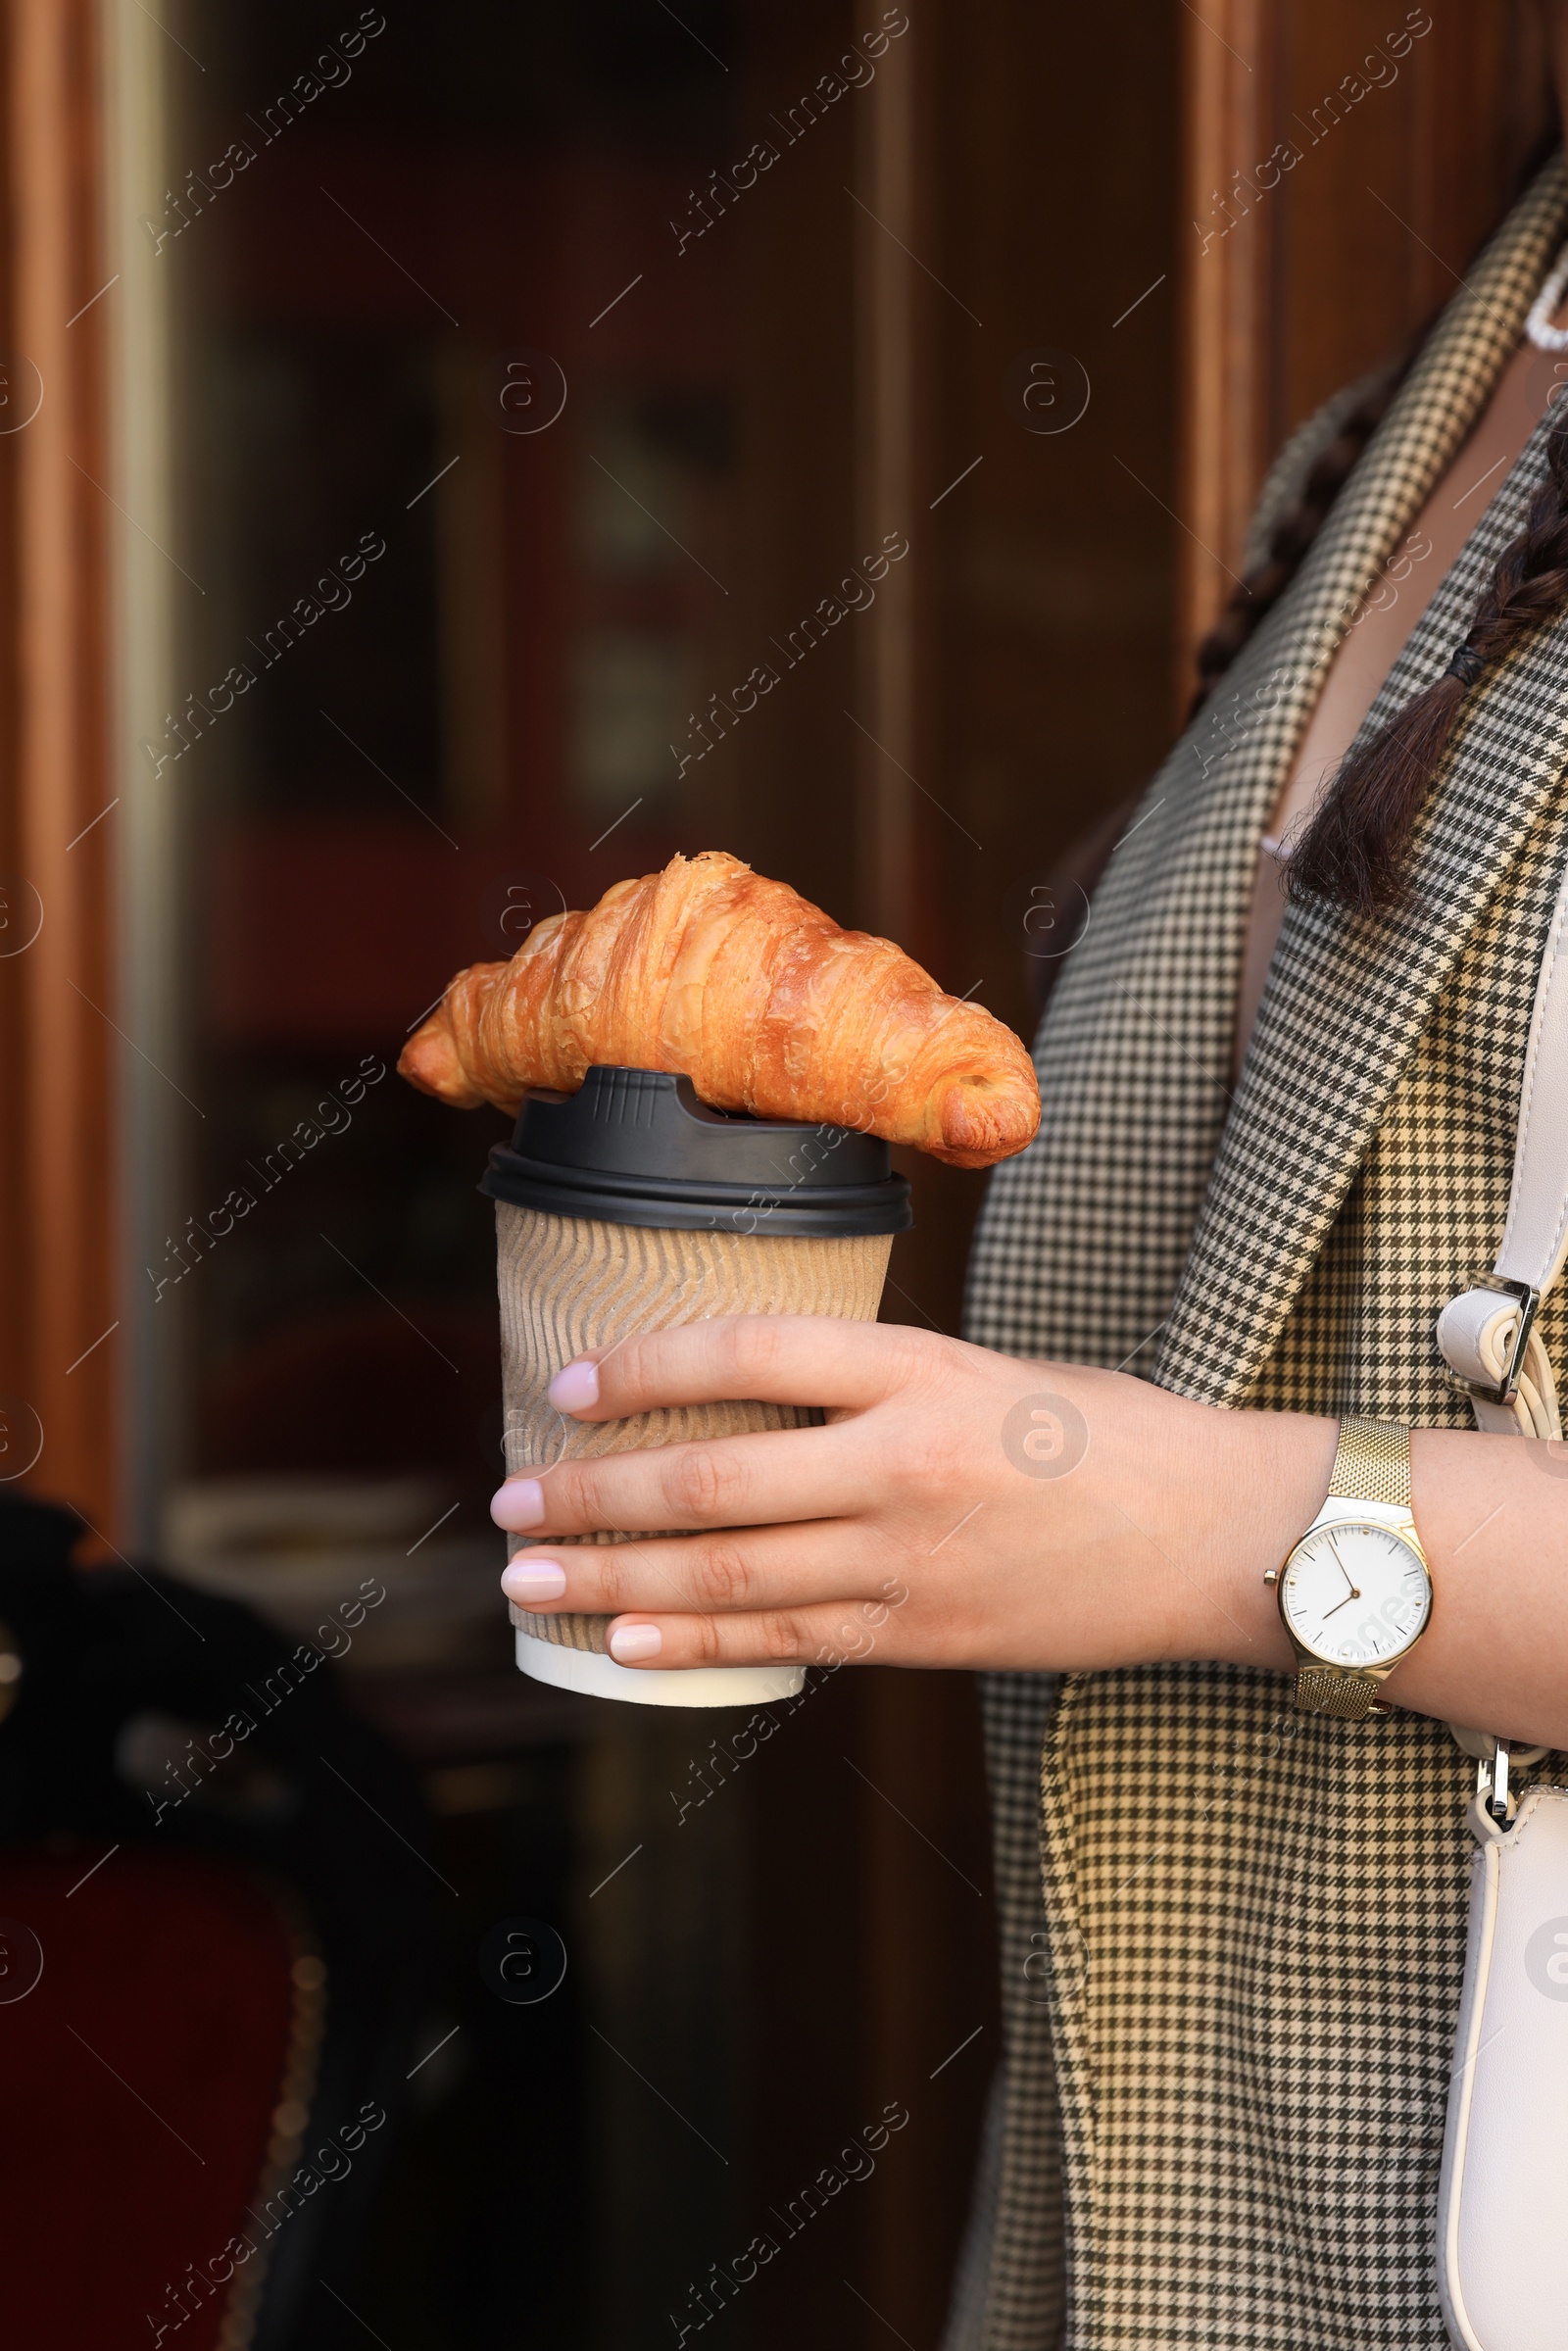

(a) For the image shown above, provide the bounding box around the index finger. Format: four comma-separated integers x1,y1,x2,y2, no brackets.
549,1316,930,1421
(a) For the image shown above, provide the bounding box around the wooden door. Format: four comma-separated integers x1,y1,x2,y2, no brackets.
1178,0,1551,672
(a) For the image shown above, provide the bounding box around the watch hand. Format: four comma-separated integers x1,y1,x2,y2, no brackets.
1321,1591,1361,1620
1325,1534,1359,1597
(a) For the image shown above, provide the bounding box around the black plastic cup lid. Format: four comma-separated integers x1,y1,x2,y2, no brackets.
480,1065,912,1236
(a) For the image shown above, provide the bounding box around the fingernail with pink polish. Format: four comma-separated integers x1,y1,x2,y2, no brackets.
608,1622,662,1664
549,1358,599,1413
491,1478,546,1531
501,1558,567,1603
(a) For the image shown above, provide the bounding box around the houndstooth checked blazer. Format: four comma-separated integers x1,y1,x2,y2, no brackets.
947,154,1568,2351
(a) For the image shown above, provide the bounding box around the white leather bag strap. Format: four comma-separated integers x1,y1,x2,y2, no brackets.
1436,861,1568,1438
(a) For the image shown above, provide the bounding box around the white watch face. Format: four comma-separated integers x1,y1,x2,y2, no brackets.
1281,1519,1431,1670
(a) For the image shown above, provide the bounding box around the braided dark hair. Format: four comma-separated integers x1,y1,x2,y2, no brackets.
1286,410,1568,909
1188,356,1415,718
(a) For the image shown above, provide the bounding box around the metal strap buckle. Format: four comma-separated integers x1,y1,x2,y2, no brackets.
1444,1272,1542,1407
1477,1738,1516,1828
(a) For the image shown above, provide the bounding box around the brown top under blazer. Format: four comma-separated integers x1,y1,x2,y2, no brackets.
946,153,1568,2351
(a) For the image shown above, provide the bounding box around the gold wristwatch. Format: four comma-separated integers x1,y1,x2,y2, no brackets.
1264,1416,1433,1719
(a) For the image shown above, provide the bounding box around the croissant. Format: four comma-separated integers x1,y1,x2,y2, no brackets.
398,851,1040,1168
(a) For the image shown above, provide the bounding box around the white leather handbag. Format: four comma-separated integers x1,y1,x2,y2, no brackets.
1433,860,1568,2351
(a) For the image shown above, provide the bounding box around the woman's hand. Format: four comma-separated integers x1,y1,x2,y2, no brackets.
491,1318,1328,1675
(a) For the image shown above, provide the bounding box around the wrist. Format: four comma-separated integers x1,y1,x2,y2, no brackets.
1160,1396,1336,1670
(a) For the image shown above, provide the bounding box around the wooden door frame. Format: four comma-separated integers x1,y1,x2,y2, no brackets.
1176,0,1273,687
0,0,117,1544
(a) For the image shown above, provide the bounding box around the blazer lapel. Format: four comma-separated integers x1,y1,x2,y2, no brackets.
1156,163,1568,1407
966,159,1567,1388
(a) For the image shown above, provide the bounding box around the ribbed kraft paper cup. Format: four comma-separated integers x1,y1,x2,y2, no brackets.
497,1204,894,1706
482,1064,910,1709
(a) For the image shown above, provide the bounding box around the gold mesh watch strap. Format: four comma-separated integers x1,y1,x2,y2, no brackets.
1325,1414,1410,1507
1293,1665,1385,1720
1291,1417,1413,1719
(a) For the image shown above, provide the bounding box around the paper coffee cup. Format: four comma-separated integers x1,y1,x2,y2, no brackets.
481,1065,910,1709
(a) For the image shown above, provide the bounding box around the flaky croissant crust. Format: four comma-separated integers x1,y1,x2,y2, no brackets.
398,851,1040,1168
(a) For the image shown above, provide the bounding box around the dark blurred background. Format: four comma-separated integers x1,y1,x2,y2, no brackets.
0,0,1549,2343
